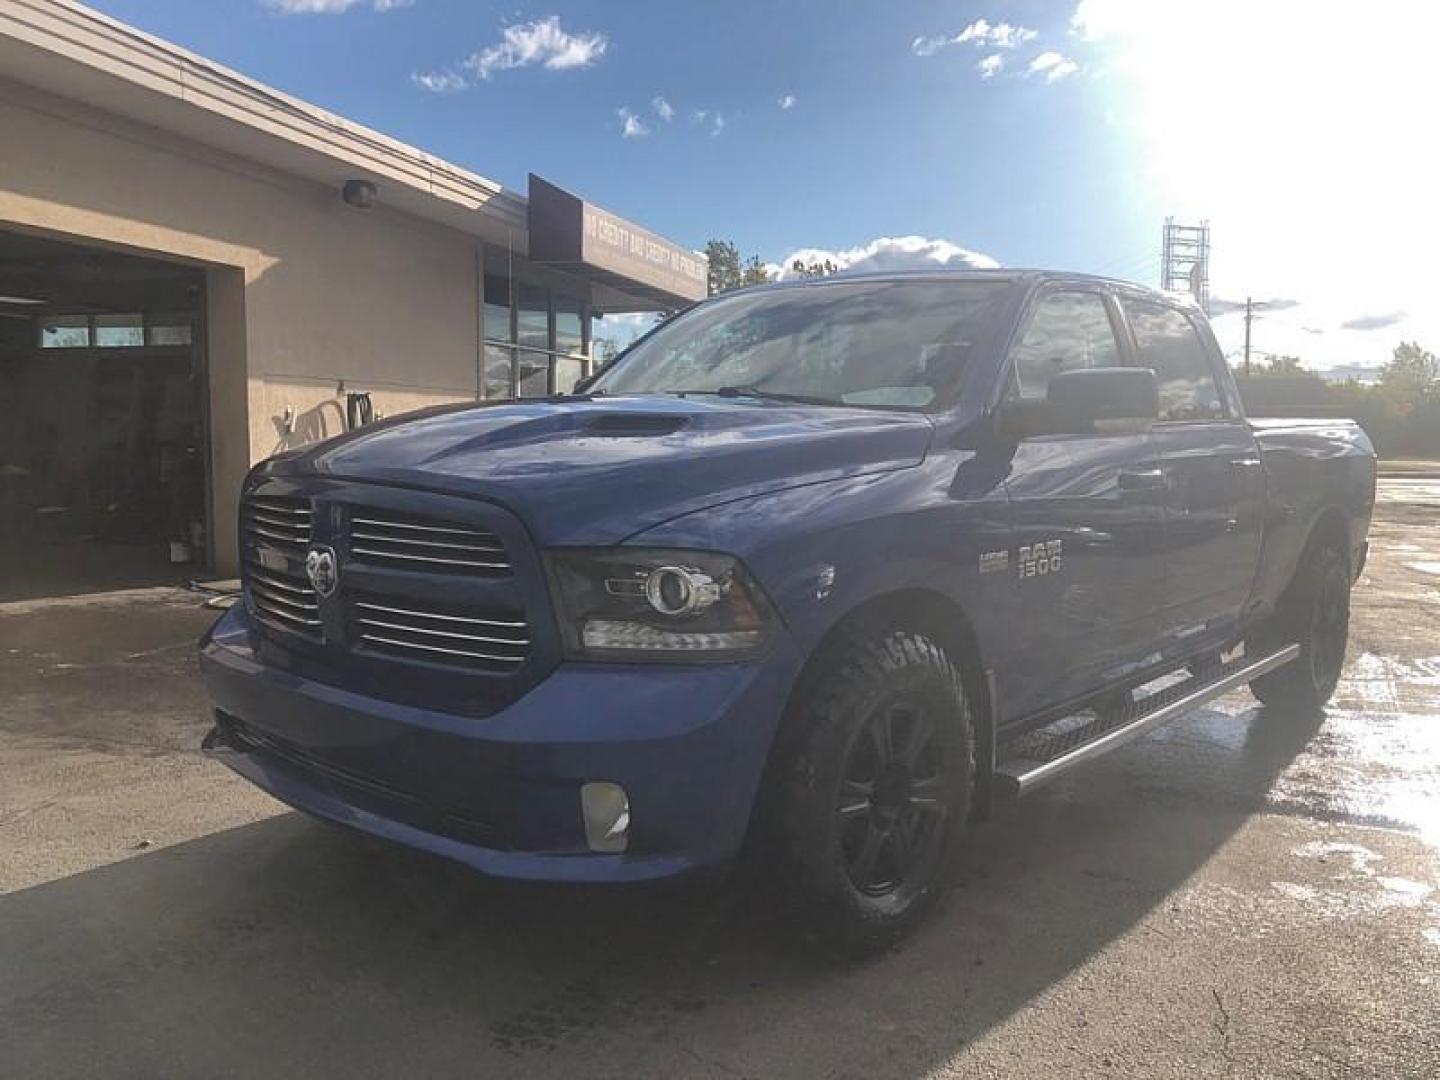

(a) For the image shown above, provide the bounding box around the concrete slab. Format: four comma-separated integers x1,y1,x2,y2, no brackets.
2,482,1437,1079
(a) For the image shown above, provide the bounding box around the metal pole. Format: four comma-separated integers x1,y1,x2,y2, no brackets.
1243,297,1253,377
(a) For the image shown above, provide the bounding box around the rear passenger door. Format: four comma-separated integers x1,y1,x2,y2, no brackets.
1117,296,1265,649
999,288,1169,719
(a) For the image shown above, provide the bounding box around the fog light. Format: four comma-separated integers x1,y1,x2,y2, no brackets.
580,781,630,853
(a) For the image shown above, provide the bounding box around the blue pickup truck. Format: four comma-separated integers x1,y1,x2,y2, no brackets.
201,270,1375,951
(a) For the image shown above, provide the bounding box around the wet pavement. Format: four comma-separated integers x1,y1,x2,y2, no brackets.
2,479,1438,1078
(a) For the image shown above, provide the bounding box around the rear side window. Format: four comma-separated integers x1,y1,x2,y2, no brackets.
1120,299,1226,421
1006,291,1119,400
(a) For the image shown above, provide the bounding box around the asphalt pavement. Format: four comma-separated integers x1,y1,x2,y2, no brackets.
2,478,1438,1078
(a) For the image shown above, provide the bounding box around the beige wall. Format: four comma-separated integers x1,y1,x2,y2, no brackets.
0,79,482,574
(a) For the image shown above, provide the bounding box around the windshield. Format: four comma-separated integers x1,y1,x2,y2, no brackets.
591,279,1007,410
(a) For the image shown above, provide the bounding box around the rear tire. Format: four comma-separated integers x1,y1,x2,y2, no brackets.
1249,543,1351,713
769,630,974,956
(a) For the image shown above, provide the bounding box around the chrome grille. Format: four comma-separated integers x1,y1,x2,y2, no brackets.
243,495,313,551
348,509,511,576
245,562,322,641
350,593,529,672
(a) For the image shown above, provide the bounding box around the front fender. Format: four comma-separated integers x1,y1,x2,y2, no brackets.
625,453,1013,670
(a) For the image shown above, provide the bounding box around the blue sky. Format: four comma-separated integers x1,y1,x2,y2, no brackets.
86,0,1438,369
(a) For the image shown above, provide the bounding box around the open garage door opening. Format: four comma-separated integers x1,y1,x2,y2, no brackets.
0,230,209,602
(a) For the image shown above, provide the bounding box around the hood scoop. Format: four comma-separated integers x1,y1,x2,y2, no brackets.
581,412,690,437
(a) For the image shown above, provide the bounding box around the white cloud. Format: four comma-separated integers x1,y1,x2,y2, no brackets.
914,18,1037,56
690,109,726,136
958,19,1037,48
977,54,1004,79
652,96,675,122
769,235,1000,280
778,94,797,110
410,70,465,93
466,16,608,79
1026,51,1080,81
264,0,411,12
617,107,650,139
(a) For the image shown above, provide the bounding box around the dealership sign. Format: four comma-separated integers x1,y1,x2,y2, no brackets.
527,175,706,305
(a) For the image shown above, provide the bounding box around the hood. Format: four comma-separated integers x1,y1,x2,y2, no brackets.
270,395,934,545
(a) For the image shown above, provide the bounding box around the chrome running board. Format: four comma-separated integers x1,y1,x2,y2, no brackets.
996,644,1301,797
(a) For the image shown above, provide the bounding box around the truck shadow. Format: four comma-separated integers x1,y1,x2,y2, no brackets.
1,700,1323,1079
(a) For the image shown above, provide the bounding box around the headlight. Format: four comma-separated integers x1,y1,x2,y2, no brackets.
545,549,779,661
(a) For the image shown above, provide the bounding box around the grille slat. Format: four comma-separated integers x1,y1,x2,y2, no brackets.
247,566,312,597
249,581,319,614
356,616,529,649
350,546,510,570
352,517,492,537
243,495,312,550
242,493,321,641
350,590,529,672
358,632,527,666
350,531,506,555
346,509,511,576
354,600,526,630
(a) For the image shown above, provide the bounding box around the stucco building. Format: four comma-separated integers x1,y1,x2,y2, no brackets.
0,0,704,596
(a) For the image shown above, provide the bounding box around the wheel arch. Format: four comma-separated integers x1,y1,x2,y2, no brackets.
1294,505,1353,584
760,586,996,826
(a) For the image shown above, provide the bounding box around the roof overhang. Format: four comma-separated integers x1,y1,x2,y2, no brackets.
526,175,707,313
0,0,527,243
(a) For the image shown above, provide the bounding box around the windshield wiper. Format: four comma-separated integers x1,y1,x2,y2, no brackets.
669,385,842,407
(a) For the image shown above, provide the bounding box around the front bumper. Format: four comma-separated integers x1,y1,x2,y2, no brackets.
200,605,800,883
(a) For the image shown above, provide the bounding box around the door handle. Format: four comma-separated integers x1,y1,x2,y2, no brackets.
1229,457,1262,470
1118,466,1168,491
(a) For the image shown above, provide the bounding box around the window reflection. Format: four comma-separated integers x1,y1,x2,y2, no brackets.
1008,292,1119,399
480,269,590,399
484,274,513,344
555,294,583,356
483,344,514,399
1121,299,1225,421
517,283,549,350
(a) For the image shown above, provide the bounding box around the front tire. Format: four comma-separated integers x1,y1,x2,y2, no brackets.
770,630,974,956
1249,543,1351,713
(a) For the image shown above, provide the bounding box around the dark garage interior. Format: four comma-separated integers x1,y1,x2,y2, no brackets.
0,230,208,601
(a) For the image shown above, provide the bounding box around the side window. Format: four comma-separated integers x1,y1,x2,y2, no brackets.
1120,299,1226,421
1006,291,1119,400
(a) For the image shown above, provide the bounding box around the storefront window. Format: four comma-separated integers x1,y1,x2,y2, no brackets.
484,274,513,345
517,283,548,351
483,344,515,399
517,354,550,398
480,259,591,399
554,355,584,395
555,294,584,356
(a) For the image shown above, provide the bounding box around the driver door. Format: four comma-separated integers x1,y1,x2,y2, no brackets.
999,287,1168,720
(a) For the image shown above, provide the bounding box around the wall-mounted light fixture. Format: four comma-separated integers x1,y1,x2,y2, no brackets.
341,179,378,209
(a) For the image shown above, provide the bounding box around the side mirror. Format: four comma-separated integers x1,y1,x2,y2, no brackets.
999,367,1159,440
1047,367,1159,428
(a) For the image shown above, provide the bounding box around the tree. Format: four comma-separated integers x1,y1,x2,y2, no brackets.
1262,354,1305,376
741,254,773,287
1378,341,1440,401
705,240,741,296
791,257,839,278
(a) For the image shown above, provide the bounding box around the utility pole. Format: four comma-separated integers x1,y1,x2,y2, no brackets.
1244,296,1253,377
